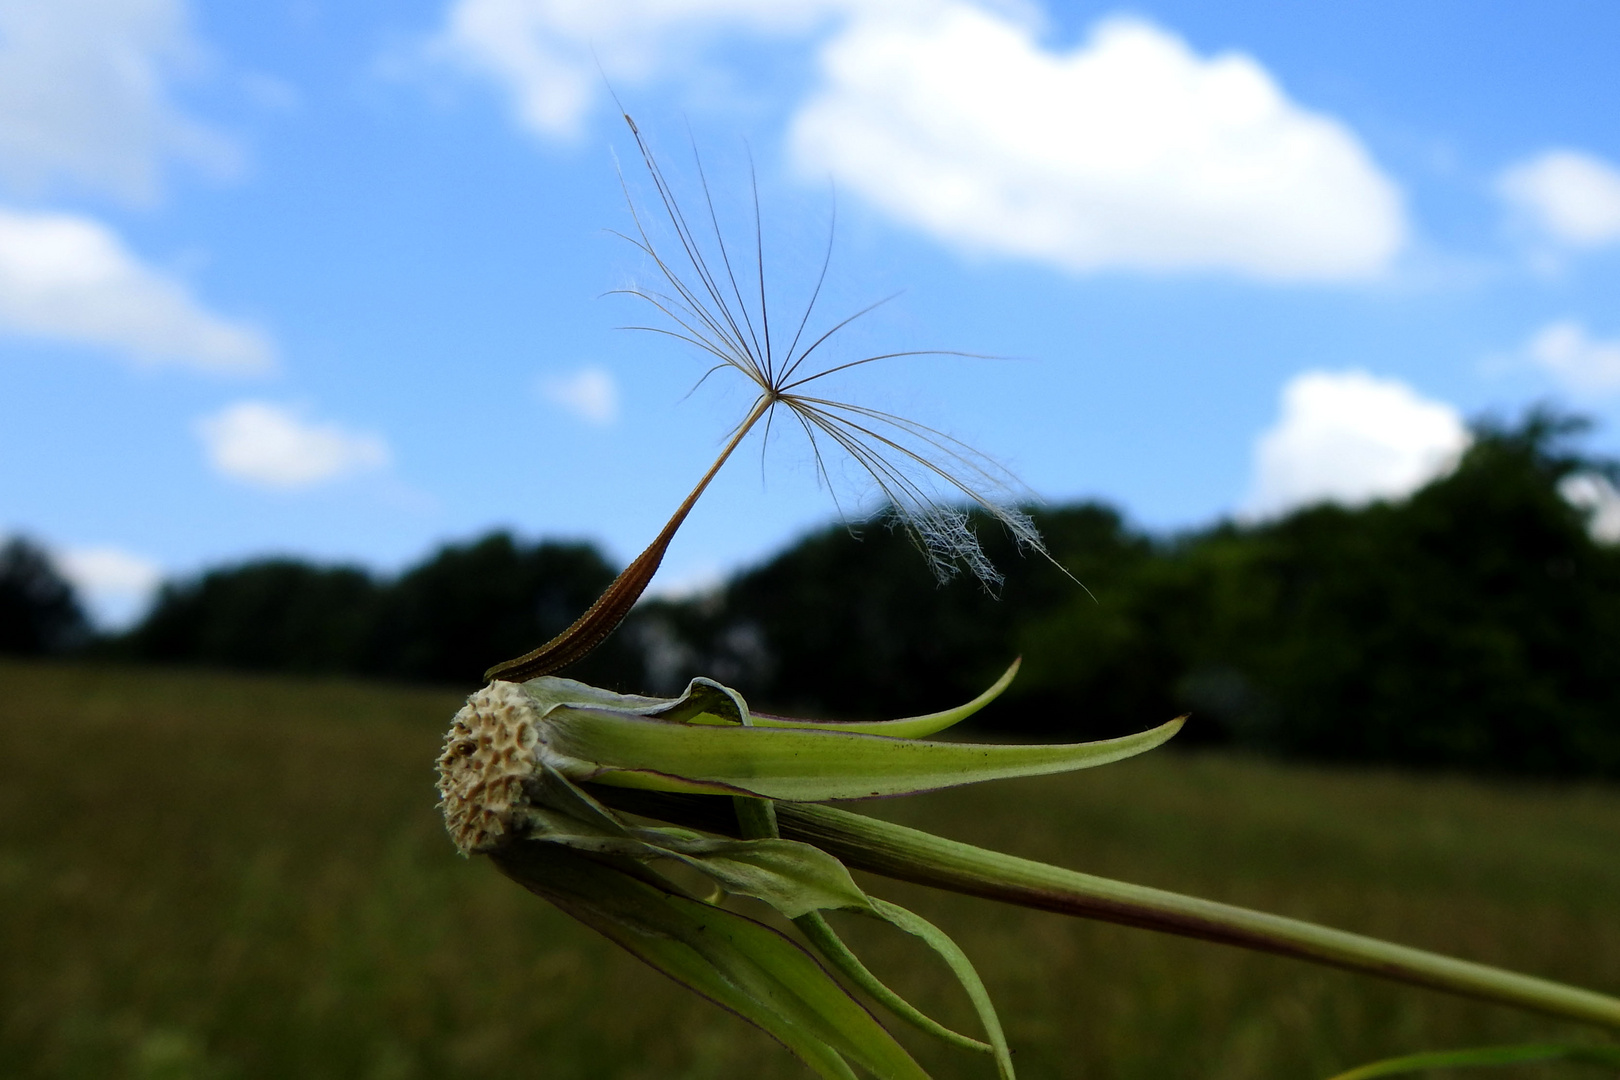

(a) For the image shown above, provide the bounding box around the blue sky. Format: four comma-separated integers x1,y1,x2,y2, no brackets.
2,0,1619,626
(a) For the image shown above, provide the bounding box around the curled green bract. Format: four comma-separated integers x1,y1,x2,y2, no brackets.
438,662,1176,1079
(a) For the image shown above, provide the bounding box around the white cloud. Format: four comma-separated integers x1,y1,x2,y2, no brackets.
1498,149,1620,249
1560,473,1620,545
196,401,390,490
434,0,851,138
1245,370,1470,518
436,2,1403,281
54,544,163,628
0,207,274,371
540,365,619,424
792,11,1405,281
0,0,237,203
1524,320,1620,395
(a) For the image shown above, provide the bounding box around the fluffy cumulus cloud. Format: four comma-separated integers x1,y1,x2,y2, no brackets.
53,543,163,628
0,207,273,371
790,11,1405,280
1524,320,1620,395
1245,370,1470,518
196,401,390,490
1497,149,1620,249
437,1,1404,281
539,365,619,424
0,0,236,203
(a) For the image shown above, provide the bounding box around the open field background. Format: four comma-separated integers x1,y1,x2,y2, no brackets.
3,658,1619,1079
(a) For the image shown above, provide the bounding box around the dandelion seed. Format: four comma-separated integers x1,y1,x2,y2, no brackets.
610,114,1050,588
485,114,1054,683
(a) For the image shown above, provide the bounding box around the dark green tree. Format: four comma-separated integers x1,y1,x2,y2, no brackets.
1017,410,1620,774
124,559,382,674
121,533,640,688
0,536,90,655
366,532,637,688
1214,411,1620,773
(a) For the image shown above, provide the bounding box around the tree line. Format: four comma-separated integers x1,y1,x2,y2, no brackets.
5,410,1618,778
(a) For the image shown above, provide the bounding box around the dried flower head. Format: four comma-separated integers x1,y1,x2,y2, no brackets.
438,662,1180,1080
437,680,541,853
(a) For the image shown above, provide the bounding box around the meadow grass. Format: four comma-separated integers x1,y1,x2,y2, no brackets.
2,658,1618,1079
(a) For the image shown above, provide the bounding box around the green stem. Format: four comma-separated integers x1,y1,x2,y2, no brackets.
589,787,1620,1032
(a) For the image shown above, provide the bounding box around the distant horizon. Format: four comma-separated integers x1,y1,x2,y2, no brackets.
37,399,1617,632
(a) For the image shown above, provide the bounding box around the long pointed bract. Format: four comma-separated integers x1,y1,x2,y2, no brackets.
541,704,1184,801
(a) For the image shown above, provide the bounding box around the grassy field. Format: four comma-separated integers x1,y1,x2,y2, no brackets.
3,658,1619,1079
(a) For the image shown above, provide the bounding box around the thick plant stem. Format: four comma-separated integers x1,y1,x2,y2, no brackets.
589,787,1620,1032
